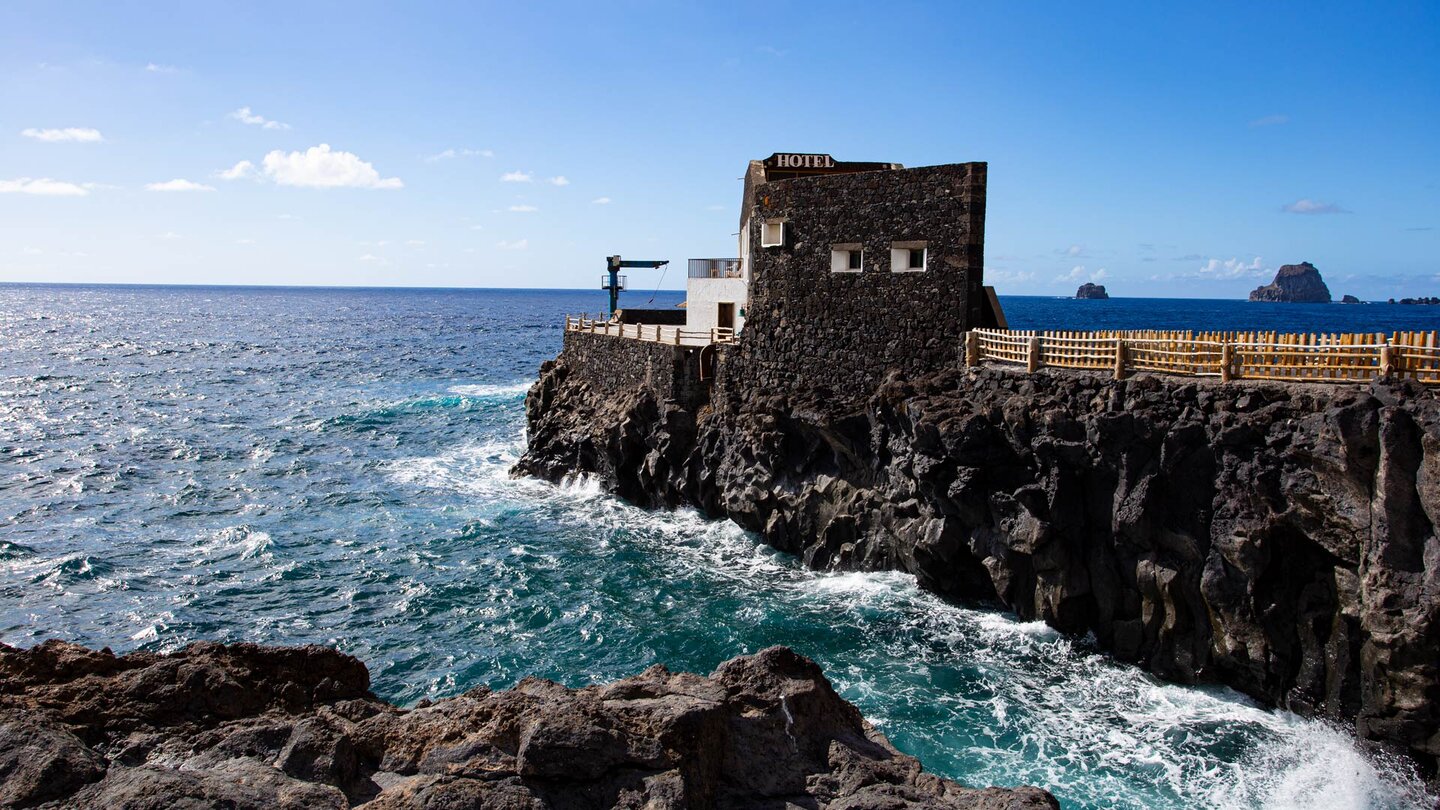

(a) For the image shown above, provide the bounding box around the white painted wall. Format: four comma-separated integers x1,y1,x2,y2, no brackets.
685,277,748,334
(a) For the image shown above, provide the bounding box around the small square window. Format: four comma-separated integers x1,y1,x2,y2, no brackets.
830,244,863,273
890,242,928,272
761,218,786,248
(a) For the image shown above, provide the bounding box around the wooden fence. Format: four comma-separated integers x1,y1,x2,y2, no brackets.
967,329,1440,384
565,314,736,347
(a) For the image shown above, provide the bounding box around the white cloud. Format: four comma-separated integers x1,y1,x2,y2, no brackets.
497,239,528,250
260,144,402,189
158,231,181,240
548,175,570,186
21,246,43,255
1194,257,1269,279
145,63,178,73
1249,114,1289,127
1282,199,1350,215
1055,265,1107,284
235,238,256,245
217,160,257,180
508,204,538,212
1062,244,1085,257
21,127,104,143
591,196,612,205
426,147,494,162
146,178,216,192
469,224,485,231
358,253,385,263
0,177,90,196
229,106,290,130
500,171,533,183
405,239,425,247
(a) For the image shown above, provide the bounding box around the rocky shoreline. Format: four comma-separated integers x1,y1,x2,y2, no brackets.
516,356,1440,780
0,640,1055,809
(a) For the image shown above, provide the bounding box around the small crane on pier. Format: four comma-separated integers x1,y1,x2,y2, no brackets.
604,255,668,317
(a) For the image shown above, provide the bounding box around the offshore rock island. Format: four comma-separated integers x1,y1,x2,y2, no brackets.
516,153,1440,781
1248,261,1333,302
0,641,1055,809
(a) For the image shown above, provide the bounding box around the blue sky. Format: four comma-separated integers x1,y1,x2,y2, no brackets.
2,1,1436,298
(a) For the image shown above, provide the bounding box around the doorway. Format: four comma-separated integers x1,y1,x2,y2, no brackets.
716,302,735,331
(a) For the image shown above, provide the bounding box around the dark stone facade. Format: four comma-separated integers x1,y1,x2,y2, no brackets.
616,307,687,325
726,163,987,408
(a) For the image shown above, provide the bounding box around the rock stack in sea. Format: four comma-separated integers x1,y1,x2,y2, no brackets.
0,640,1056,809
1248,261,1332,302
1074,283,1108,299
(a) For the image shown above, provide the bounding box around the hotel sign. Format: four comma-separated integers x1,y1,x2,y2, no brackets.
766,153,837,170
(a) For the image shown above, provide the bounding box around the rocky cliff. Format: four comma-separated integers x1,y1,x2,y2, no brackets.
517,357,1440,779
1249,261,1333,302
0,640,1055,809
1074,283,1109,299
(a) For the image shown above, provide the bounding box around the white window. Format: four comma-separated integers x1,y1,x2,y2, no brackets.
890,241,927,272
830,243,863,273
761,218,787,248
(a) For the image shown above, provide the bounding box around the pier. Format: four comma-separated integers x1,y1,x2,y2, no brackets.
564,314,736,347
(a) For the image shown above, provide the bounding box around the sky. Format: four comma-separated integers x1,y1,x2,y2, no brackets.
1,1,1437,299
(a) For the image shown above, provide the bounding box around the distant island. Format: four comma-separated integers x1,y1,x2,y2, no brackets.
1248,261,1332,303
1075,282,1109,299
1391,296,1440,305
1341,294,1362,304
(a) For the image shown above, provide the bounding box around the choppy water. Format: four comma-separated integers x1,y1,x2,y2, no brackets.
2,284,1435,810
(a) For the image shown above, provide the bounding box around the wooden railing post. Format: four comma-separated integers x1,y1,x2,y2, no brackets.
1379,340,1394,381
1220,343,1234,382
673,328,681,346
1113,338,1127,380
965,331,980,366
1027,335,1042,373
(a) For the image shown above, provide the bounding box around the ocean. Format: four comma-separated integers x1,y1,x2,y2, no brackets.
2,283,1436,810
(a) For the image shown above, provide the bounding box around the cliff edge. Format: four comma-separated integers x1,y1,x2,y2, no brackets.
1249,261,1333,302
0,640,1055,809
517,353,1440,779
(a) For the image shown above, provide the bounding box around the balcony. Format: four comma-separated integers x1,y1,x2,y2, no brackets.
601,274,627,290
688,259,743,279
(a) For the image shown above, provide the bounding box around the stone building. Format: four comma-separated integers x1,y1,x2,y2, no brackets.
702,153,996,404
580,152,1000,409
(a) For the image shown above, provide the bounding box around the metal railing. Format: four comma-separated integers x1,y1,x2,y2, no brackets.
600,274,627,290
688,259,743,279
564,314,736,347
966,328,1440,384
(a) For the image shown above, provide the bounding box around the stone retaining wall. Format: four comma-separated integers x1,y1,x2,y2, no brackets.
560,331,709,408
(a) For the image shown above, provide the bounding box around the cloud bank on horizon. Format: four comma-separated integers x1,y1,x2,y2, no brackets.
0,2,1435,297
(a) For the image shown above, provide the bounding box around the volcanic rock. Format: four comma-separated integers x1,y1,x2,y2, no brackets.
0,640,1056,809
516,359,1440,779
1341,294,1362,304
1248,261,1333,302
1074,283,1108,299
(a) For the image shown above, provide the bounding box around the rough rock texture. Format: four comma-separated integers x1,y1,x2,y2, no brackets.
517,358,1440,778
1074,283,1109,300
1248,261,1333,302
0,640,1055,809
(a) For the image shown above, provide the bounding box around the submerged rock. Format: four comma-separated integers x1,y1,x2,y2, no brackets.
0,640,1056,809
1248,261,1333,302
1074,283,1108,299
516,357,1440,780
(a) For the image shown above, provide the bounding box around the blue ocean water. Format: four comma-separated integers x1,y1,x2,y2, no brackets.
2,283,1435,810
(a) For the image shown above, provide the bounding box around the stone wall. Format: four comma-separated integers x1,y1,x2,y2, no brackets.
559,331,708,408
616,308,687,325
724,163,986,409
